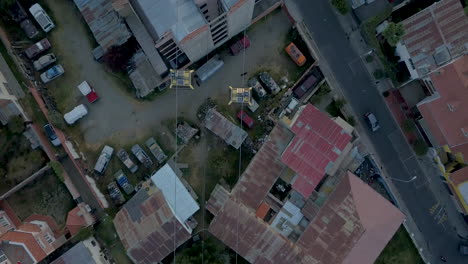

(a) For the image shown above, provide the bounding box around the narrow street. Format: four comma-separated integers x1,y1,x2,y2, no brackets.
288,0,468,263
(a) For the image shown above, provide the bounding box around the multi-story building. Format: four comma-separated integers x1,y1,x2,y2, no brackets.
0,54,26,125
0,201,66,264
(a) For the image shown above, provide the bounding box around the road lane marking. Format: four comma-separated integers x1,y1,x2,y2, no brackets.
429,203,439,214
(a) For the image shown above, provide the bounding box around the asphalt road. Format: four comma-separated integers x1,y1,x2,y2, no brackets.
292,0,467,263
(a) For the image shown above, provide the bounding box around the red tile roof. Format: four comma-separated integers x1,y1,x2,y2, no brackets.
282,105,352,198
0,230,47,262
0,200,21,228
401,0,468,76
25,214,59,232
66,207,87,236
207,172,404,264
18,223,41,233
417,55,468,158
255,202,270,219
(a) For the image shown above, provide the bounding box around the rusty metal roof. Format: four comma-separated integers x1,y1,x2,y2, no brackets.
204,108,248,149
208,170,404,264
113,182,191,263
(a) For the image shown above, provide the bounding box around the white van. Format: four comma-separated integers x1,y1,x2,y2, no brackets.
94,145,114,174
29,4,55,33
64,104,88,125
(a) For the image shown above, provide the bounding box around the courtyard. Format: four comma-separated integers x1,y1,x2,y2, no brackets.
45,0,299,152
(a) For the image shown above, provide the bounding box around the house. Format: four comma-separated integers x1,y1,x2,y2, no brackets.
395,0,468,80
113,164,199,263
416,55,468,161
51,236,109,264
0,201,66,264
204,108,248,149
205,103,404,263
0,53,26,125
65,206,88,236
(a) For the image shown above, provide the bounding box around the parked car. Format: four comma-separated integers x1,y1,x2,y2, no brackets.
285,42,306,66
77,81,99,103
64,104,88,125
258,72,280,94
29,3,55,32
114,170,135,195
43,123,60,146
117,149,138,173
33,53,56,71
40,64,64,83
364,112,380,132
248,78,267,99
25,38,51,59
145,137,167,164
131,144,153,168
20,19,39,39
459,243,468,256
237,110,254,128
107,182,125,205
94,145,114,175
230,35,250,55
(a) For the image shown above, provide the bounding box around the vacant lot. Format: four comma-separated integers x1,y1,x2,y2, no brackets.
375,226,424,264
0,123,47,195
7,168,75,227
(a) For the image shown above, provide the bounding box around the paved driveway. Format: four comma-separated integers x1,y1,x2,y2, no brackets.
46,0,295,150
289,0,468,263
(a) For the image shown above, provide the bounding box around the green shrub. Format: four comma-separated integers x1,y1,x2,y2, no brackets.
402,119,416,133
373,69,384,80
382,22,405,46
48,161,64,182
365,55,374,63
48,110,66,130
331,0,349,15
383,91,390,97
347,116,356,126
7,115,24,134
413,140,428,156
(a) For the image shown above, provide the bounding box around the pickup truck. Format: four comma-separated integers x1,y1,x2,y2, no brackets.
25,38,51,59
114,170,135,195
77,81,99,103
117,149,138,173
33,53,56,71
107,182,125,205
230,35,250,55
145,137,167,164
131,144,153,168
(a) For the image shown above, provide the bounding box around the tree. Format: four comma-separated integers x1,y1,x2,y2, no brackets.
48,110,66,130
402,119,415,133
382,22,405,46
103,45,134,73
177,239,225,264
331,0,349,15
7,115,24,134
413,139,428,156
0,0,16,9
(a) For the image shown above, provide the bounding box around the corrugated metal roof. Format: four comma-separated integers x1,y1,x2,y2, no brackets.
73,0,131,50
113,182,192,263
150,164,200,224
132,0,206,42
282,105,352,198
204,108,248,149
401,0,468,76
50,242,95,264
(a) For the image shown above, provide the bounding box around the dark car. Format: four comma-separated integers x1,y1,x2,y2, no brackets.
459,243,468,256
20,19,39,39
43,124,61,146
364,112,380,132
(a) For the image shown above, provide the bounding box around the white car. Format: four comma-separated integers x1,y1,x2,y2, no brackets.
40,64,64,83
29,4,55,32
64,104,88,125
33,53,56,71
364,112,380,132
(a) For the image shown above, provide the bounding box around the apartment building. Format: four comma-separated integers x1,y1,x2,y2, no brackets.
0,54,26,125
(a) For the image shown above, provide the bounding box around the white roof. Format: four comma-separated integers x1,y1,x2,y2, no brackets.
151,164,199,224
270,201,304,237
459,182,468,205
